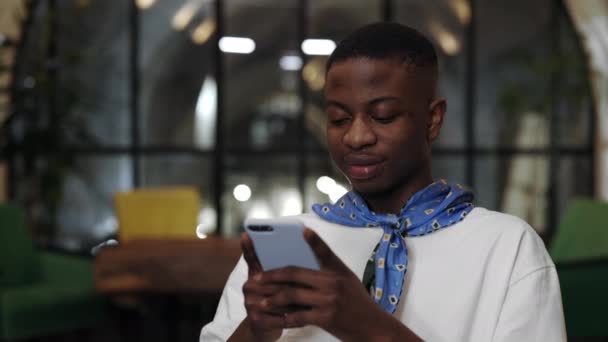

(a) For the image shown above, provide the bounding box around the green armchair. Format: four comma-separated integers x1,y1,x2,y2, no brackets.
0,203,108,341
550,199,608,338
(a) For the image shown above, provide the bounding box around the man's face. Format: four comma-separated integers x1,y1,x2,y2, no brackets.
324,57,443,197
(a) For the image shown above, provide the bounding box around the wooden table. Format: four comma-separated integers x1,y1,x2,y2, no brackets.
94,237,242,341
95,237,241,294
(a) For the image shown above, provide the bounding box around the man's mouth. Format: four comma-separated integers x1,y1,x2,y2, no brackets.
347,164,382,180
344,155,385,180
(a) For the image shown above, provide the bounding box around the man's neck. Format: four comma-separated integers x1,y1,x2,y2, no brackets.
361,174,433,215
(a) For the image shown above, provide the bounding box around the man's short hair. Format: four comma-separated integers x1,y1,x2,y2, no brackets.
326,22,438,73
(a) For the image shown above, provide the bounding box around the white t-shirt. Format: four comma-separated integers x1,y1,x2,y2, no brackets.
200,207,566,341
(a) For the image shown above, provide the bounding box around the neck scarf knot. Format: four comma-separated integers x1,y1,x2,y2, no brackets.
312,180,474,313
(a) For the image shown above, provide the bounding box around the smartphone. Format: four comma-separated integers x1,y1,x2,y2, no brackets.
244,217,321,271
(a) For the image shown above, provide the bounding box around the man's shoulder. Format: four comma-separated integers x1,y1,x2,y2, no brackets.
466,207,539,237
463,207,554,272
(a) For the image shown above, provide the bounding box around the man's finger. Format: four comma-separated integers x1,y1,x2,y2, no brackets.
283,308,327,329
303,228,348,272
243,279,285,297
258,266,332,290
243,293,288,316
240,232,262,275
266,286,335,309
248,311,287,330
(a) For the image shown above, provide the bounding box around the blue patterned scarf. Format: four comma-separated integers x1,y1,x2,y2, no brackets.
312,180,474,314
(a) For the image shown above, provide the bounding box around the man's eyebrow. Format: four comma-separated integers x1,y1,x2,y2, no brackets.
325,99,350,112
367,96,401,106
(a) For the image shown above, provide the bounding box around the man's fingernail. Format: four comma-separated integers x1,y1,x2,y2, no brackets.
253,273,262,281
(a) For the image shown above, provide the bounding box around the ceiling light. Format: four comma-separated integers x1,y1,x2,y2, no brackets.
301,39,336,56
219,36,255,54
279,54,303,71
135,0,156,10
233,184,252,202
191,18,216,45
172,2,199,31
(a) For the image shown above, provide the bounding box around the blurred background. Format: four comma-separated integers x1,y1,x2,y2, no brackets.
0,0,607,341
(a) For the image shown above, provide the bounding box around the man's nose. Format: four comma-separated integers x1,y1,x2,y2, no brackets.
343,116,376,150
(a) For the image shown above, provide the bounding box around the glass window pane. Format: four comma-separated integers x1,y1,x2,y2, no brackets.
556,156,593,223
432,156,466,184
475,0,552,148
474,156,500,211
11,2,129,147
140,155,213,193
475,156,549,234
556,10,593,148
223,1,300,150
222,155,300,237
58,0,130,145
140,1,216,148
309,0,381,38
140,154,215,233
55,156,133,250
395,0,467,148
11,155,132,249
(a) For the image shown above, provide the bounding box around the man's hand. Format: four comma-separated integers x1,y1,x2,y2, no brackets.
256,228,420,341
228,233,283,342
231,229,421,342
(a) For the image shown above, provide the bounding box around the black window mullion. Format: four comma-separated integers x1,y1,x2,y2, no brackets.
464,0,477,189
47,0,59,149
214,0,225,234
7,0,39,200
546,0,562,242
297,0,309,211
589,98,597,196
382,0,393,21
129,0,141,187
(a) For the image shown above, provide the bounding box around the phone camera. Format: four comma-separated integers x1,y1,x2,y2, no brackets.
248,225,274,232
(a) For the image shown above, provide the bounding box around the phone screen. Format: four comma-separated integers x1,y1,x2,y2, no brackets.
245,218,320,271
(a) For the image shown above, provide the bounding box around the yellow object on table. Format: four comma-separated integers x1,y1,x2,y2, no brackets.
114,187,201,241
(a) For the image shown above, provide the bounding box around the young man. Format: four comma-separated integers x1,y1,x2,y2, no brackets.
201,22,566,341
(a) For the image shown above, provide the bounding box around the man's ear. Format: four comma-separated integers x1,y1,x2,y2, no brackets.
427,98,446,142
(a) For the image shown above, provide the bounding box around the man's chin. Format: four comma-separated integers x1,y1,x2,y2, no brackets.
350,181,391,197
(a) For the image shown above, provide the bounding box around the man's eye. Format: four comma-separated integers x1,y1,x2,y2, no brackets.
330,118,349,126
373,116,396,124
